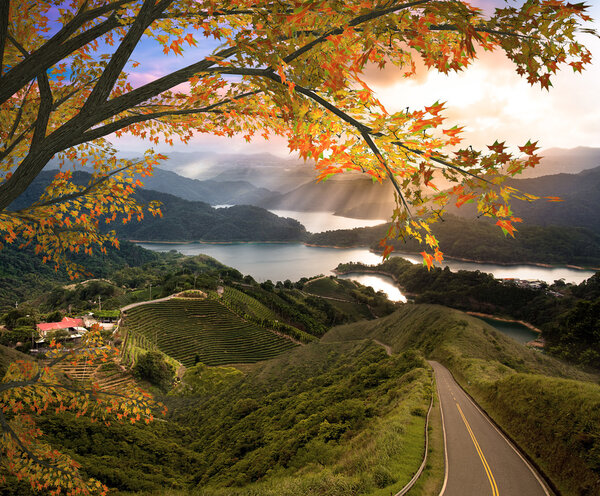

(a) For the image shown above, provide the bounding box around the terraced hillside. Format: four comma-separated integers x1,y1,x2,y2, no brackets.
121,298,298,367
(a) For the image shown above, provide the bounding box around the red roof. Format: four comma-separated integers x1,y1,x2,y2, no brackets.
37,317,84,332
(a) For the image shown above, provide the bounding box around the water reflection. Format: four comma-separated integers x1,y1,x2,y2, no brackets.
338,273,407,302
268,209,386,233
138,242,595,285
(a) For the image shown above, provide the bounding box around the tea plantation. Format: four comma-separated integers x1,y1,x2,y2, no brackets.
121,298,297,367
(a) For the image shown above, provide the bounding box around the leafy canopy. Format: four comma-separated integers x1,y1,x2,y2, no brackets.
0,0,596,273
0,3,596,491
0,326,164,495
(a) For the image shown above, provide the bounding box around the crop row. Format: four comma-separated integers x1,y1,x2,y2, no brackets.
122,299,297,367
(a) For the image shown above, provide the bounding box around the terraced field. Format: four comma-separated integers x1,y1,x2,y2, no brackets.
121,299,297,367
221,286,277,320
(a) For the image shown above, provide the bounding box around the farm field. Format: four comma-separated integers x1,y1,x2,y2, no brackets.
121,298,298,367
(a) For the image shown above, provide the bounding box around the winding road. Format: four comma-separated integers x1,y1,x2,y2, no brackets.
429,361,552,496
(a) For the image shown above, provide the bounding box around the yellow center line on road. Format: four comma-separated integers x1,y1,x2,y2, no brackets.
457,403,499,496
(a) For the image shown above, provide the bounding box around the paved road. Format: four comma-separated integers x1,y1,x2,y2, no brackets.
429,361,551,496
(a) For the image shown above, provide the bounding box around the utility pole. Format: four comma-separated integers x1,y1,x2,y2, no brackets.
149,283,152,300
98,295,102,311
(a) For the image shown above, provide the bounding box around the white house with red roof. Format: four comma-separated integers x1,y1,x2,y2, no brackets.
37,317,85,338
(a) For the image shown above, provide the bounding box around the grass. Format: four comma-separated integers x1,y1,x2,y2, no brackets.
405,388,445,496
177,341,433,496
121,298,298,367
323,304,600,496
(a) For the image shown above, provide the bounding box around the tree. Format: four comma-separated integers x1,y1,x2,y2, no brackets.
132,350,175,391
0,326,164,495
0,0,596,493
0,0,596,274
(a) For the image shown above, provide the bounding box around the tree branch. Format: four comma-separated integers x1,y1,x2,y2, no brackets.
361,131,413,218
391,141,492,185
0,10,121,105
0,0,9,76
31,71,53,150
282,0,431,65
6,81,33,142
17,160,145,211
77,90,262,144
82,0,169,112
0,408,77,479
97,46,238,119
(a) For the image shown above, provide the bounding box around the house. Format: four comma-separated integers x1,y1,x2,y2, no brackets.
37,317,86,338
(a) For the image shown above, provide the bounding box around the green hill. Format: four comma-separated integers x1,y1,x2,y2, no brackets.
121,298,298,367
324,304,599,496
11,170,307,243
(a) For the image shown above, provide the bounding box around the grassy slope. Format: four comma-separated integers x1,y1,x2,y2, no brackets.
322,304,600,496
0,344,32,377
172,341,432,496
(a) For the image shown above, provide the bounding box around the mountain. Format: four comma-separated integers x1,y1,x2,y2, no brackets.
518,146,600,178
257,176,396,215
140,150,318,192
448,166,600,234
114,188,307,242
11,171,307,243
128,167,277,205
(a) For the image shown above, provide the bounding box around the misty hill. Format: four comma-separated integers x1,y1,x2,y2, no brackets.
129,167,277,205
518,146,600,178
11,171,307,243
139,150,318,192
448,166,600,234
258,176,396,215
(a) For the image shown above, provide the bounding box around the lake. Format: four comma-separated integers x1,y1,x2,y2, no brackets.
137,241,595,285
268,210,386,233
476,316,540,345
337,272,407,302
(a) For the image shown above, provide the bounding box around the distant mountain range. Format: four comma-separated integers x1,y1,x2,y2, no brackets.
447,166,600,234
24,146,600,237
128,167,277,206
518,146,600,178
127,150,318,193
12,171,307,243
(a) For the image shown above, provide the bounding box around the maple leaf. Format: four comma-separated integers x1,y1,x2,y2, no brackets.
0,0,595,490
496,219,517,237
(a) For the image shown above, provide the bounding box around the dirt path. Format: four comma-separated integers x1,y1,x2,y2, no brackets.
120,295,175,312
373,339,392,356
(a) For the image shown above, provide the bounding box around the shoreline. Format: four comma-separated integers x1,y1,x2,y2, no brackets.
465,311,543,335
131,239,599,272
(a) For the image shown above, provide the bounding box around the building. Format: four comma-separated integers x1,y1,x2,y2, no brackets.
36,317,86,338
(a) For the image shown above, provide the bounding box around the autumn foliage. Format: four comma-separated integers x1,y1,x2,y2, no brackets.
0,326,164,495
0,0,597,492
0,0,596,274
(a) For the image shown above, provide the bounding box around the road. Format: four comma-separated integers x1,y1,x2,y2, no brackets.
429,361,551,496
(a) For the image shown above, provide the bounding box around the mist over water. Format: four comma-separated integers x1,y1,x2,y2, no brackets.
267,210,386,233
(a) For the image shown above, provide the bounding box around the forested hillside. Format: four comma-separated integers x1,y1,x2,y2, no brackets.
10,170,308,243
309,215,600,267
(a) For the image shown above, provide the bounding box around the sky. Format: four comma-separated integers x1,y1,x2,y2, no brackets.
115,1,600,157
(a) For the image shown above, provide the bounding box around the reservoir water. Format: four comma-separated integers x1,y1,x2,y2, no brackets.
138,210,595,313
138,241,595,285
476,317,540,345
337,273,407,302
268,209,386,233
